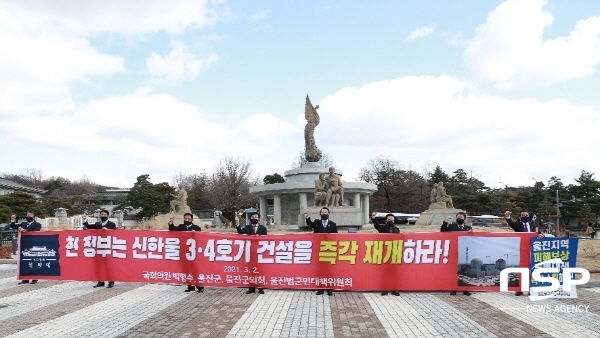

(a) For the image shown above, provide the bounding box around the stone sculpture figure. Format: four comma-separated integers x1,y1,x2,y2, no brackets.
435,182,454,209
304,95,323,163
170,184,191,213
314,173,328,206
430,183,438,204
325,167,345,207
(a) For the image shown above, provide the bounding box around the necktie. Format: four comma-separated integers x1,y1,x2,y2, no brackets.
459,226,464,231
524,224,529,232
253,226,257,235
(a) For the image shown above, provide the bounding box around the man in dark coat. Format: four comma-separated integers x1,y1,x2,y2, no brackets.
372,212,400,296
83,209,117,288
306,207,337,296
441,212,472,295
11,211,41,285
236,212,267,294
504,210,544,296
168,212,204,292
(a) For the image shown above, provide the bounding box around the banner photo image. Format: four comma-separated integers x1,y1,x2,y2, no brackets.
457,236,521,289
16,231,536,292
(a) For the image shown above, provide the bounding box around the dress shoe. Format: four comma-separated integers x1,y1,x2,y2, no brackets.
93,282,105,288
515,292,523,296
18,280,30,285
258,289,264,294
391,291,400,296
30,280,38,285
327,290,333,296
316,290,324,295
246,288,256,294
463,291,471,296
381,291,388,296
185,286,195,292
196,286,204,293
450,291,457,295
107,282,114,288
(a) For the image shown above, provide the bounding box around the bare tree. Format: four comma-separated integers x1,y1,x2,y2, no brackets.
358,156,402,212
290,150,334,169
359,156,427,213
2,168,44,188
420,160,439,182
172,170,211,210
206,157,258,222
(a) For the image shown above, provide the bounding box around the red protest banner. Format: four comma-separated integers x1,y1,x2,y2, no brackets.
16,231,534,291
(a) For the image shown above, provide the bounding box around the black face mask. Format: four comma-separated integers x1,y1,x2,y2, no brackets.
386,221,394,226
184,221,192,226
100,216,108,222
25,216,34,223
250,219,259,225
321,214,329,220
521,217,529,223
456,218,465,225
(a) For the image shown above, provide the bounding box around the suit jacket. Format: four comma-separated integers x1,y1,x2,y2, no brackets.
237,224,267,235
306,217,338,233
169,222,202,231
373,218,400,234
440,221,472,232
505,218,536,233
10,221,41,232
83,220,117,230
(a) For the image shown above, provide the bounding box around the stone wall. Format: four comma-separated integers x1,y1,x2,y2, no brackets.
280,194,300,225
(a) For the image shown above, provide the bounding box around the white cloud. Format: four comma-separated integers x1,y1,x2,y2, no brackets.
147,41,218,84
0,1,221,116
316,75,600,187
2,0,222,37
404,24,436,42
1,88,301,186
2,76,598,188
249,9,271,21
465,0,600,90
0,5,124,115
447,32,467,47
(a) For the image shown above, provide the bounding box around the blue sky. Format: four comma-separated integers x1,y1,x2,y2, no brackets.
458,237,521,265
1,0,599,190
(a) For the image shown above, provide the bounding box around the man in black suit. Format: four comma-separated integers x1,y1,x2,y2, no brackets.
441,212,472,296
168,212,204,293
372,212,400,296
505,210,544,296
83,209,117,288
11,211,42,285
306,207,337,296
236,212,267,294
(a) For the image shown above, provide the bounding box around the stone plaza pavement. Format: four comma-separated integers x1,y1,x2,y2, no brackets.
1,265,600,338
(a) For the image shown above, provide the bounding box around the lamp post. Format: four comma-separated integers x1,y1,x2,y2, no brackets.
499,182,508,213
531,177,541,218
556,190,560,235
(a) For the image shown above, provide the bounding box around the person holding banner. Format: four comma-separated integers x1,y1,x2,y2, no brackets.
11,211,41,285
371,212,400,296
236,212,267,294
168,213,204,293
441,212,472,296
83,210,117,288
306,207,337,296
505,210,544,296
